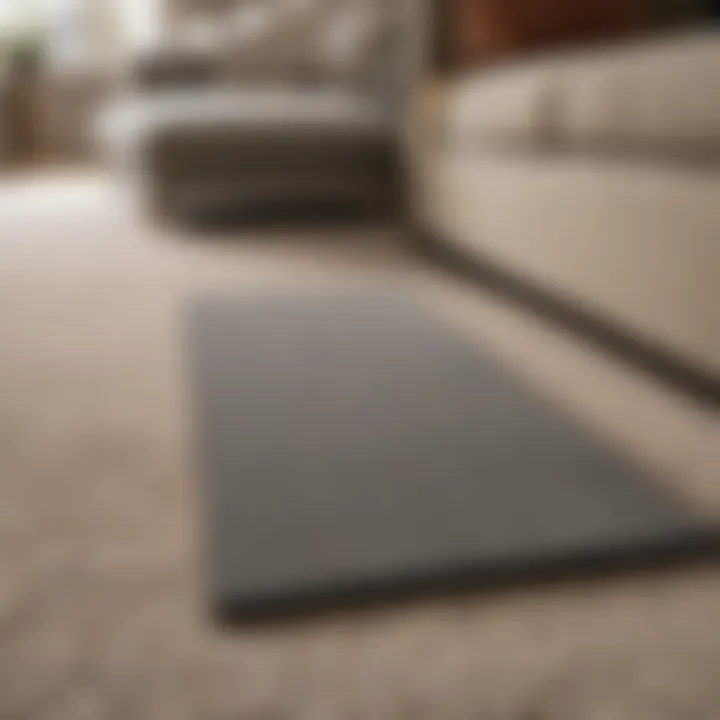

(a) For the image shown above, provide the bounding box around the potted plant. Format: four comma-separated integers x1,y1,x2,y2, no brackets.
1,31,47,81
0,31,47,164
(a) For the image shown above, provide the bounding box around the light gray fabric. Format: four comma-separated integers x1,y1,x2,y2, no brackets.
188,288,714,618
147,0,433,98
219,0,431,97
157,0,426,94
99,89,394,148
303,0,392,85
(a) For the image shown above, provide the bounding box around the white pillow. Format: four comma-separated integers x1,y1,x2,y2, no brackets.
313,0,389,84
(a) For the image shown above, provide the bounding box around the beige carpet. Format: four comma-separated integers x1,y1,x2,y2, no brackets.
0,173,718,720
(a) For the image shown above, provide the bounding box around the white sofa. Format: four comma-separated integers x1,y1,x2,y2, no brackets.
99,0,430,218
410,31,720,387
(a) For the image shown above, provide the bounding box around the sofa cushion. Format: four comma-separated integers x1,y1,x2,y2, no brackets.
443,58,563,149
557,32,720,156
131,48,222,90
311,0,391,85
221,0,413,92
443,31,720,157
98,88,395,169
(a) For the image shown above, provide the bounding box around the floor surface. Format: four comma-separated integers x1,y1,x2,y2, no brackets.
0,173,718,719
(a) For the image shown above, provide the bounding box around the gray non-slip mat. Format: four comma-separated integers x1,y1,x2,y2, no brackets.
187,288,719,622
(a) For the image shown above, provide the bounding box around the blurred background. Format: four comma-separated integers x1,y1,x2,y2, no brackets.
0,1,718,718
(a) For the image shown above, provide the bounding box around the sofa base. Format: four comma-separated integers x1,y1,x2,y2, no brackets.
412,226,720,408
